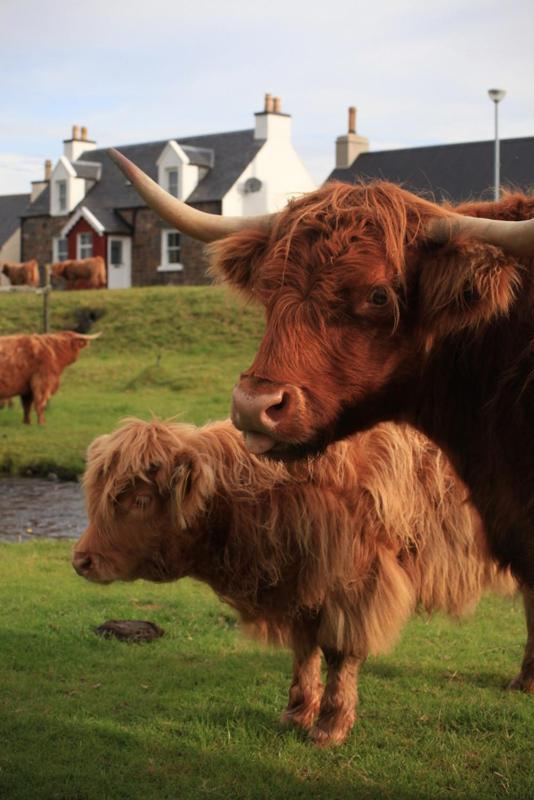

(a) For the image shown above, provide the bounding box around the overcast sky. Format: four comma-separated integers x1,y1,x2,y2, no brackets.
1,0,533,194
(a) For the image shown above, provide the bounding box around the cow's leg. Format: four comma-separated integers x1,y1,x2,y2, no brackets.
30,374,53,425
281,619,323,731
20,392,33,425
309,647,363,747
509,586,534,693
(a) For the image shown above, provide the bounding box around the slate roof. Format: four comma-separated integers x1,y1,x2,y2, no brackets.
72,160,102,180
22,129,265,228
0,193,31,246
328,137,534,203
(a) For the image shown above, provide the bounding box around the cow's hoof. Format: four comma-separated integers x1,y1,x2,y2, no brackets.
508,672,534,693
308,718,353,748
281,700,321,732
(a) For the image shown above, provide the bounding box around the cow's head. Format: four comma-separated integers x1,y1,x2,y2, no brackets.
57,331,102,366
108,149,533,458
72,419,214,583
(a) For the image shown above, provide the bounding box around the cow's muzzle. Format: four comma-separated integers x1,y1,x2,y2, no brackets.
231,378,307,455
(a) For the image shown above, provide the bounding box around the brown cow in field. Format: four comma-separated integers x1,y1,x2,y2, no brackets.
73,418,528,747
51,256,106,289
0,331,99,424
2,260,39,287
107,148,534,590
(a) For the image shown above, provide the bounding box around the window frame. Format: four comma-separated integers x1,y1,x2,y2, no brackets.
77,231,93,260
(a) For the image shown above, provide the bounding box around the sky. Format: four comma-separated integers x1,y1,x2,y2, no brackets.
0,0,533,195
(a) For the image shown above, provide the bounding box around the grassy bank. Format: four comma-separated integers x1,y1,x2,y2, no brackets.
0,286,263,477
0,540,532,800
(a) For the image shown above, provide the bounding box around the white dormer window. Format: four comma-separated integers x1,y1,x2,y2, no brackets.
57,180,67,212
167,168,179,197
78,232,93,259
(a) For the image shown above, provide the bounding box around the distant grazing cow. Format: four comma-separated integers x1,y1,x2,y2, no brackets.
106,148,534,589
51,256,106,289
0,331,100,424
2,260,39,287
73,418,528,747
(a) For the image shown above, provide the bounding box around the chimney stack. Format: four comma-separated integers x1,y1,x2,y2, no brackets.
81,126,88,141
255,93,291,140
273,96,282,113
72,124,80,140
264,93,274,113
44,159,52,180
335,105,369,169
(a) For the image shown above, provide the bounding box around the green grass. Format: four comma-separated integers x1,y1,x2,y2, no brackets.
0,287,263,477
0,540,532,800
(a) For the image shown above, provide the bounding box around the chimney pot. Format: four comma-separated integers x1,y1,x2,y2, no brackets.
273,96,281,113
348,106,356,134
72,125,80,140
264,93,274,113
81,126,88,141
44,159,52,181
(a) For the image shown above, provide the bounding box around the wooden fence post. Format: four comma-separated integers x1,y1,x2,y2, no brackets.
42,264,51,333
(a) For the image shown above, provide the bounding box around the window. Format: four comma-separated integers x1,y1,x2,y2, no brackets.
78,232,93,259
57,180,67,212
110,240,123,266
167,168,178,197
158,230,183,272
166,231,181,263
53,237,68,262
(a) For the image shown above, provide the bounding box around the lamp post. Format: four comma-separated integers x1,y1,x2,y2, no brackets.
488,88,506,201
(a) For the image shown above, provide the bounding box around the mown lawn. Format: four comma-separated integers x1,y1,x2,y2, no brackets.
0,286,263,477
0,540,532,800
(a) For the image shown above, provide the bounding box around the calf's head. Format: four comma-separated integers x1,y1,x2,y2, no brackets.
72,419,214,584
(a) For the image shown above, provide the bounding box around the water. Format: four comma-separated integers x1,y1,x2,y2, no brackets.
0,477,86,542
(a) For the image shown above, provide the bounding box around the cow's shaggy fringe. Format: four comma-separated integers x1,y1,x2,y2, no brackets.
83,418,514,658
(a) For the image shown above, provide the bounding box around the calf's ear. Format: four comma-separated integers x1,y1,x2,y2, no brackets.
171,450,215,528
207,228,270,294
417,239,521,338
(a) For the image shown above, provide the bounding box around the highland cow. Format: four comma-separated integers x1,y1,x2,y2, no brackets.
2,260,39,287
73,418,528,747
0,331,99,424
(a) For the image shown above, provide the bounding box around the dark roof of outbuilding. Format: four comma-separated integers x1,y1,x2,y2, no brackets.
328,137,534,203
0,193,31,246
22,129,264,224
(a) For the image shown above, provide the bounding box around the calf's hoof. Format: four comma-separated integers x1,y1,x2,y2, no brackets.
308,714,355,748
281,699,321,732
508,672,534,693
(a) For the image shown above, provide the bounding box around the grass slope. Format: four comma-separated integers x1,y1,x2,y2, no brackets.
0,287,263,477
0,540,532,800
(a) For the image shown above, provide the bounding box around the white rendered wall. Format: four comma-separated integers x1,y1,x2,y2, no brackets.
0,228,22,266
222,135,316,217
63,139,97,161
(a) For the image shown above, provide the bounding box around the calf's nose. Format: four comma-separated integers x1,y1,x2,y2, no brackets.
231,381,302,454
72,552,93,576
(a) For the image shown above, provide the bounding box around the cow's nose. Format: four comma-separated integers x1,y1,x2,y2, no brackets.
231,384,289,434
72,552,93,576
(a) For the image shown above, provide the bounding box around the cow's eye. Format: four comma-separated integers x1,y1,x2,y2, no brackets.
369,287,389,306
134,494,152,510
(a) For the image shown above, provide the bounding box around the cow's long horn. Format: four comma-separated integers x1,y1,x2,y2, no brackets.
75,332,102,340
108,148,274,242
428,214,534,259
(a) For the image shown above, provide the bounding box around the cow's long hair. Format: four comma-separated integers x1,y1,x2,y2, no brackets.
83,418,515,657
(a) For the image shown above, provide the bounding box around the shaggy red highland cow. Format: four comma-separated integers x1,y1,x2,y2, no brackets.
73,418,529,747
0,331,99,424
2,260,39,287
107,148,534,590
51,256,106,289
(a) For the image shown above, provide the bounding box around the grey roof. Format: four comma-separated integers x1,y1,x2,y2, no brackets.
0,193,31,246
22,129,264,223
72,160,102,180
328,137,534,203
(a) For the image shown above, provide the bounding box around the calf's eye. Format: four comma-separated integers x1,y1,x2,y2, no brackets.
369,287,389,306
134,494,152,510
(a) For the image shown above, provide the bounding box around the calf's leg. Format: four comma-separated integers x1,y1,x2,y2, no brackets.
509,587,534,693
309,647,363,747
282,621,323,731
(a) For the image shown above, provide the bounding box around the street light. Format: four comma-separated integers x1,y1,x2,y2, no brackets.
488,88,506,201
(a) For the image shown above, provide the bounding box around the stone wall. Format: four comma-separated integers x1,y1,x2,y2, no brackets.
21,215,68,265
131,202,220,287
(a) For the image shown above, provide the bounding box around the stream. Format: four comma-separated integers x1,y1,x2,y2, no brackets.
0,477,86,542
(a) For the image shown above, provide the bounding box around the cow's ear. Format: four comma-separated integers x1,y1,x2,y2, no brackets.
417,239,521,339
207,228,270,295
170,450,215,529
